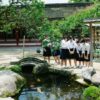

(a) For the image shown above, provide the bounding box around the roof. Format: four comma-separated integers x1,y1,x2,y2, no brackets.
84,18,100,23
45,3,92,8
86,23,100,27
84,18,100,28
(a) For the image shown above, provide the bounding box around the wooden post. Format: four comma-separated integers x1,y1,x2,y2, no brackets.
94,27,96,50
23,35,25,58
89,22,93,67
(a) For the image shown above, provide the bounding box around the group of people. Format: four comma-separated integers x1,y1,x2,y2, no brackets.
42,35,91,68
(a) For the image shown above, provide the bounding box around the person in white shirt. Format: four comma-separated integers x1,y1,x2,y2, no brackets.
60,36,69,67
42,35,51,63
81,39,86,66
67,37,76,67
84,40,91,67
76,40,83,67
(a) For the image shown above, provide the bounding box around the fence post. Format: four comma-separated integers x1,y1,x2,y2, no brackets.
23,35,25,58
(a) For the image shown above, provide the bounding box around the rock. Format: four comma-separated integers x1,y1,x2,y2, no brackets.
0,97,14,100
33,62,50,74
91,71,100,85
0,70,25,97
19,57,50,74
75,78,89,86
82,67,96,82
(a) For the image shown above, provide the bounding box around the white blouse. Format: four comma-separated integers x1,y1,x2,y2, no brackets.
60,39,68,49
76,43,82,53
81,43,90,54
85,43,91,54
67,40,76,49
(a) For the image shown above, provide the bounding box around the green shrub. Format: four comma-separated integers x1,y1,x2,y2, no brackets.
8,65,21,73
83,86,100,100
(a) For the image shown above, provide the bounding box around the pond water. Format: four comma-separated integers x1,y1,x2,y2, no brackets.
16,73,85,100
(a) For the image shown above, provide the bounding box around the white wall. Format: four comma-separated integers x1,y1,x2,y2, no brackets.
0,0,9,5
0,0,69,6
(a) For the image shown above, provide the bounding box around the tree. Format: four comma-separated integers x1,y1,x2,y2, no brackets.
39,19,62,41
58,4,100,37
0,0,45,41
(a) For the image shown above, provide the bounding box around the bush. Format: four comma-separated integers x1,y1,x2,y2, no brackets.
83,86,100,100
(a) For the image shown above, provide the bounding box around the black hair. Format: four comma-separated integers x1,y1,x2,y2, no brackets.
77,41,80,43
81,39,85,43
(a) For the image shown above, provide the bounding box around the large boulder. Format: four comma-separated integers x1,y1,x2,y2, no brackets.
82,67,96,82
91,71,100,85
19,57,50,74
82,67,100,85
0,70,25,97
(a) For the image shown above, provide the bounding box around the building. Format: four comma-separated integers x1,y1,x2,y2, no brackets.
0,1,92,46
45,3,92,20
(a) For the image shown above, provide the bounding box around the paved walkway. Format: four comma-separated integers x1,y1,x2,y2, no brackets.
0,46,99,69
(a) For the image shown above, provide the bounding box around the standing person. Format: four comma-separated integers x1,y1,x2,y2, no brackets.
52,39,60,64
60,36,68,67
76,40,83,67
81,39,87,66
68,36,76,67
84,40,91,67
42,35,51,63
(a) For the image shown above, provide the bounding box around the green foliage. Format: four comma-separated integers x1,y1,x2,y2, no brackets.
83,86,100,100
0,65,21,73
0,0,45,38
58,4,100,37
27,28,35,38
39,19,62,41
8,65,22,73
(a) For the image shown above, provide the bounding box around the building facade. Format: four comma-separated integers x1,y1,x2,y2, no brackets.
0,2,92,41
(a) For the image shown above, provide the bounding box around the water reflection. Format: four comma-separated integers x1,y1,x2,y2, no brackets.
18,73,84,100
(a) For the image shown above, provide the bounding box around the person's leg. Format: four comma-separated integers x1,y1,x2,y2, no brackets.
64,59,67,67
57,56,60,64
85,61,88,67
44,56,46,61
61,59,63,66
54,56,57,64
76,60,78,67
69,59,71,66
48,56,50,64
74,59,77,67
79,61,81,66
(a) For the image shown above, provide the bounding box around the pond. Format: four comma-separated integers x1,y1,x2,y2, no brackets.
15,73,86,100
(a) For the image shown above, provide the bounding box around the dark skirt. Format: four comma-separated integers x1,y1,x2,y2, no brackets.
76,51,83,61
69,48,75,59
84,51,90,61
52,49,60,56
43,47,51,57
60,49,69,60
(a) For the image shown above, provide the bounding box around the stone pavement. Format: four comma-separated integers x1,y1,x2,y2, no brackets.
0,46,99,71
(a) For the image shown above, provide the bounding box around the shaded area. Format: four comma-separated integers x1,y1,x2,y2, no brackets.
14,73,86,100
21,64,35,73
